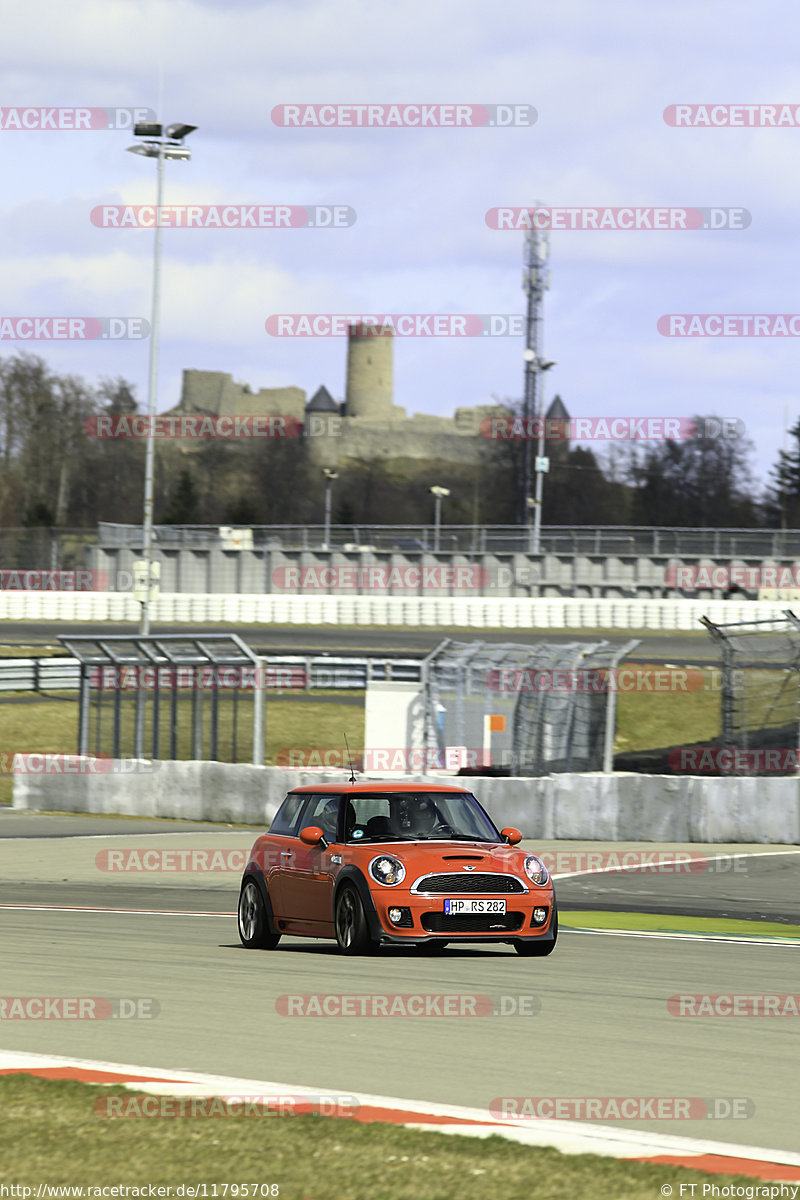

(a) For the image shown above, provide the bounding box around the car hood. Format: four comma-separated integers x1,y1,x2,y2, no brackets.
349,841,532,871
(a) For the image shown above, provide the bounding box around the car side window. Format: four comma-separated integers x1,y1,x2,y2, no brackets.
299,794,343,842
269,793,306,836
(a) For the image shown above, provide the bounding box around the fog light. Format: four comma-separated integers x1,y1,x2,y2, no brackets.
533,907,547,924
389,908,403,923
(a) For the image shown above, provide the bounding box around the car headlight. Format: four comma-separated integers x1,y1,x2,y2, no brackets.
524,855,549,885
369,855,406,886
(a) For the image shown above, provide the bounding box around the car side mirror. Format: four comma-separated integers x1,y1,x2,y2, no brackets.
501,827,522,845
299,825,327,847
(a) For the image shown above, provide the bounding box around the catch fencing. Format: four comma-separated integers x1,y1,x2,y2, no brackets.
421,638,639,776
61,633,265,765
701,611,800,774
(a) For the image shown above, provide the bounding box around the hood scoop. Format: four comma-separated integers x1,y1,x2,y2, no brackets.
442,855,485,861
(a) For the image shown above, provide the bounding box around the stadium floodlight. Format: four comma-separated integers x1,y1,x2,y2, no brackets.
124,119,197,634
127,142,191,160
164,123,197,141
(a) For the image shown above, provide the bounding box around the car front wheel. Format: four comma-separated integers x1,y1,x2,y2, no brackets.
335,885,375,955
238,878,281,950
514,906,558,957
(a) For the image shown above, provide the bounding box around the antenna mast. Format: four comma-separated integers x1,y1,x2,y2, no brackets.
520,216,551,542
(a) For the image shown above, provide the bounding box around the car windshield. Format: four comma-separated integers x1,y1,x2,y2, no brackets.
343,792,500,844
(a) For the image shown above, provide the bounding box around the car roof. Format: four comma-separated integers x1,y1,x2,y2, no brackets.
286,782,473,795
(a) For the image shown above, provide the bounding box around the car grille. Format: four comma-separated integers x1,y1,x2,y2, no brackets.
413,872,526,895
421,912,525,933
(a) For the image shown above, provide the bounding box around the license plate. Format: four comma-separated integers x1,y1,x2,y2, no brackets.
444,898,507,915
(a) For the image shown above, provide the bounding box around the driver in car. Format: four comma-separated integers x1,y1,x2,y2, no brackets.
319,798,340,842
406,797,442,836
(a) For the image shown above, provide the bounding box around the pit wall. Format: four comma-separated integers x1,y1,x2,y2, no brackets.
12,761,800,843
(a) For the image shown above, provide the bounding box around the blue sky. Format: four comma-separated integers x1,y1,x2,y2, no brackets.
2,0,799,493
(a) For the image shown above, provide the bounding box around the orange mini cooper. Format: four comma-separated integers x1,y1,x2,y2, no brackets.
237,782,557,956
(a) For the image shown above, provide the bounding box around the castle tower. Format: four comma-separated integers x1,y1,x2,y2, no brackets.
344,322,394,418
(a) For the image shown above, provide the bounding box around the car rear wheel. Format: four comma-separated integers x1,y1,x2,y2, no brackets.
238,879,281,950
335,885,375,955
514,907,558,957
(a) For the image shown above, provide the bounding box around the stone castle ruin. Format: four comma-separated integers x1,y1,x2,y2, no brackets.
174,324,508,467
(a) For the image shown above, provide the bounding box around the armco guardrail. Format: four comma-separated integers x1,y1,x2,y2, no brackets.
0,654,422,694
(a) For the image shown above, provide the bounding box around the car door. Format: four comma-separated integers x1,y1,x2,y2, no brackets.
263,792,306,916
279,793,341,933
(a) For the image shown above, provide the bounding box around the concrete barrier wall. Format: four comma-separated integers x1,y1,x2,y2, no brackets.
0,591,795,630
12,760,800,844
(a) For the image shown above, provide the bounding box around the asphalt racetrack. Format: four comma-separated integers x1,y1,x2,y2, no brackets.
1,809,798,1157
0,621,720,664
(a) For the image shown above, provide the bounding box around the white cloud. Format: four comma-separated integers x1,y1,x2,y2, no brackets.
2,0,799,488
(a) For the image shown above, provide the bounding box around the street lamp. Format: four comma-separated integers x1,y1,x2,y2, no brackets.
430,486,450,552
126,120,196,634
322,468,339,550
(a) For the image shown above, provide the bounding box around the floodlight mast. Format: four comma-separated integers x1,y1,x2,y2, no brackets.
125,121,196,634
520,218,551,542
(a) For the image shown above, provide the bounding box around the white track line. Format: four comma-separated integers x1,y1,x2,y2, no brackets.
551,848,800,882
1,1050,799,1174
561,927,800,946
0,904,230,917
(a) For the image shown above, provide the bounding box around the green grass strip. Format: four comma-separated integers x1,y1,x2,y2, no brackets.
560,910,800,939
0,1076,782,1198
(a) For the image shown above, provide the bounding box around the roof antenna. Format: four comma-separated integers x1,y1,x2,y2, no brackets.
344,733,357,784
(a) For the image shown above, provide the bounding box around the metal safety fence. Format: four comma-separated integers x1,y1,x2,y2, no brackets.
61,634,265,765
701,610,800,774
96,522,800,557
421,638,639,776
